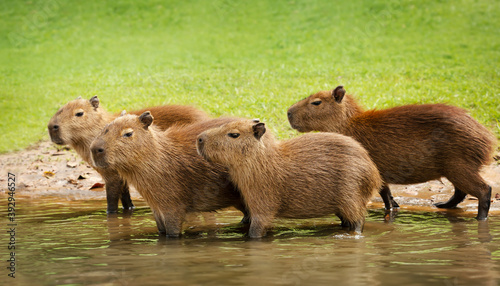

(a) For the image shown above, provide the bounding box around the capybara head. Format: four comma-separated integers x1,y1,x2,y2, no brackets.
197,119,269,167
48,96,108,146
90,111,155,169
287,85,351,132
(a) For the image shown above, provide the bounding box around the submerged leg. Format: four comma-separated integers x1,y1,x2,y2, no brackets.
434,188,467,209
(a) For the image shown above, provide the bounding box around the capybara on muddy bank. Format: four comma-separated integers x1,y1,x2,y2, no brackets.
90,112,248,237
287,86,497,220
48,96,209,213
196,119,381,238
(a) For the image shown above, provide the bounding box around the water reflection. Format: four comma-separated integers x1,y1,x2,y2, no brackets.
1,198,499,285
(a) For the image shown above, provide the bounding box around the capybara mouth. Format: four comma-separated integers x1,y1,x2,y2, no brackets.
91,157,109,169
49,135,65,145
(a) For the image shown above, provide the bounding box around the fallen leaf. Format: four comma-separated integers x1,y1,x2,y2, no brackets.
495,193,500,200
78,174,88,180
67,179,78,185
90,183,105,189
43,171,55,178
66,162,78,168
51,153,65,157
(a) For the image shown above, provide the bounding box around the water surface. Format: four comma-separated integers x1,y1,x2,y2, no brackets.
1,197,499,286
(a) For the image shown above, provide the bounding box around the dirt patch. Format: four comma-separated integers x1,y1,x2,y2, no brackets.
1,140,499,216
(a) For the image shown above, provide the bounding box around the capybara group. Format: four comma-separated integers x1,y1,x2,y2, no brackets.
48,96,209,213
287,86,497,220
90,112,249,237
196,119,381,238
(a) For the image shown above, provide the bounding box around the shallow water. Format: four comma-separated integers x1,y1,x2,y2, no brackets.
1,197,500,286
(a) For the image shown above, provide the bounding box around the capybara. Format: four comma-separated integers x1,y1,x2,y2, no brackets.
90,112,249,237
48,96,209,213
196,119,381,238
287,86,497,220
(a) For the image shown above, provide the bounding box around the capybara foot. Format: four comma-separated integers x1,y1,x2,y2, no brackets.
165,233,181,239
434,188,467,209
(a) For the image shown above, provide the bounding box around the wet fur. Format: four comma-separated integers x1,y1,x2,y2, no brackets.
287,87,497,220
90,115,248,237
47,97,209,212
197,119,381,238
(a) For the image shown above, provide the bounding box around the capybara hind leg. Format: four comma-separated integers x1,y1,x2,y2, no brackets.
379,185,399,210
447,172,491,220
234,203,251,224
344,219,364,234
434,188,467,209
120,183,135,210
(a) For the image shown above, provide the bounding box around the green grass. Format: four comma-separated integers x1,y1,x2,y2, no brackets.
1,0,499,153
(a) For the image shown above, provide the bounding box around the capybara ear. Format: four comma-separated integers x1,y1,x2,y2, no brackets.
119,110,127,117
76,96,82,99
252,122,266,140
139,111,154,129
332,86,346,103
252,118,260,123
90,96,99,110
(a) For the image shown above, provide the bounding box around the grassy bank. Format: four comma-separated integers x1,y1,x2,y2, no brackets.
1,0,499,152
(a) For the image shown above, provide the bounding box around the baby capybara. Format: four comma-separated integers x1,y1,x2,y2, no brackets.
196,119,381,238
47,96,209,213
90,112,249,237
287,86,497,220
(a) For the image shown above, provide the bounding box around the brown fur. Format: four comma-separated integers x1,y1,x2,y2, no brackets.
287,86,498,220
47,96,209,213
90,113,248,237
196,119,381,238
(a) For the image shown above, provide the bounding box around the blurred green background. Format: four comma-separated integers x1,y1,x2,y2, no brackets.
1,0,499,153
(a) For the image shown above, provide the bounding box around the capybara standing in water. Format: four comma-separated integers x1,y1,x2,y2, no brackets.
287,86,497,220
48,96,209,213
196,119,381,238
90,112,249,237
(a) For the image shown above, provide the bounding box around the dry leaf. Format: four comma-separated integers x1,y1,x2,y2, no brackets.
90,183,105,189
43,171,55,178
495,193,500,200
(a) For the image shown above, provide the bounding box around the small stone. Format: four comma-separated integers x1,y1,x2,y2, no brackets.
66,162,78,168
78,174,88,180
495,193,500,200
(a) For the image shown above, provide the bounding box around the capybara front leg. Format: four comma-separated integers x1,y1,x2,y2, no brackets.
104,178,121,214
379,185,399,210
434,188,467,209
477,186,492,221
120,181,135,210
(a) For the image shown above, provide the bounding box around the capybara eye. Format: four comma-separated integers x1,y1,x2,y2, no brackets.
228,133,240,138
75,111,84,117
311,101,322,106
123,132,133,138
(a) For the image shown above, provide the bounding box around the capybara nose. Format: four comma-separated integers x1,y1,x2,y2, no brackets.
287,111,292,119
51,124,59,131
91,145,105,159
